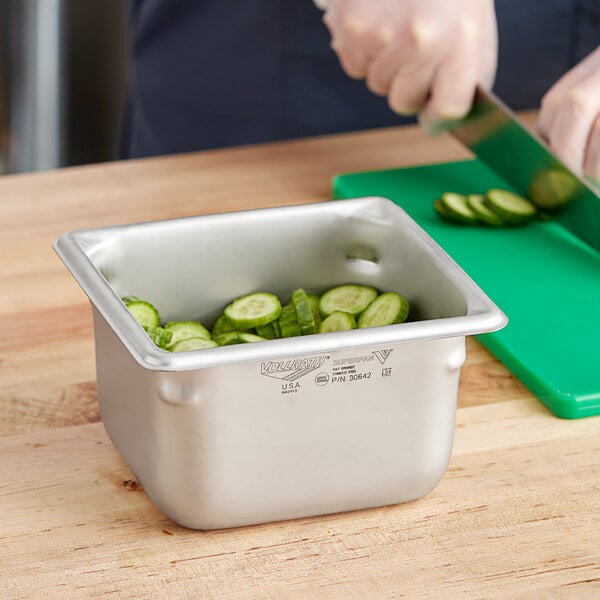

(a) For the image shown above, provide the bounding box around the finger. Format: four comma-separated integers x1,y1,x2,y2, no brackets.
538,91,559,143
542,45,600,107
366,44,422,96
387,58,437,115
331,39,370,79
321,4,344,31
546,71,600,174
422,19,480,122
326,14,391,80
325,13,370,78
479,4,498,90
358,23,394,60
366,19,440,96
583,113,600,183
539,46,600,138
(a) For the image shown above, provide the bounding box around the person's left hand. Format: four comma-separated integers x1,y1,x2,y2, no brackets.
538,45,600,184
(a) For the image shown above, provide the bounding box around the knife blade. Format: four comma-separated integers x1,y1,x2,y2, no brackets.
439,87,600,253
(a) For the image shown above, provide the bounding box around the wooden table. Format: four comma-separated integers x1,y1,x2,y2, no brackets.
1,121,599,598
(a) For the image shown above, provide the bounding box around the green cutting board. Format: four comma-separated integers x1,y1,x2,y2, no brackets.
333,160,600,419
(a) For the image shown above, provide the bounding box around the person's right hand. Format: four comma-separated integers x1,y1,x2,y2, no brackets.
322,0,498,128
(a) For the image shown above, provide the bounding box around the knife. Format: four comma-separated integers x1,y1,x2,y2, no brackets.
433,87,600,253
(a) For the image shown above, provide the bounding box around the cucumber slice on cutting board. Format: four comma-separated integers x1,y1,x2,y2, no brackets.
484,188,537,224
439,192,479,224
433,198,465,223
434,188,538,228
466,193,506,226
529,168,579,209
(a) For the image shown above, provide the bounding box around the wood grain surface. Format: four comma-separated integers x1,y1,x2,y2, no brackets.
1,118,599,598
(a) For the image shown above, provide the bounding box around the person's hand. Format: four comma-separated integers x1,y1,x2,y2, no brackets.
322,0,498,127
538,46,600,184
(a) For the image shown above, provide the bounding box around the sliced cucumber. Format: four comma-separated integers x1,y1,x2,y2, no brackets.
215,331,267,346
319,311,357,333
238,332,267,343
319,284,378,318
123,299,160,329
144,326,173,349
466,193,505,226
255,322,279,340
211,314,248,338
439,192,479,224
272,319,282,338
129,284,416,352
435,187,540,228
164,321,211,348
291,288,317,335
357,292,409,328
170,337,218,352
214,332,243,346
224,292,282,328
529,168,578,209
278,304,302,338
433,198,465,223
484,189,537,224
306,293,322,328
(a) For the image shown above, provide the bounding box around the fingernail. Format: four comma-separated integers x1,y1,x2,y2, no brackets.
389,100,419,117
435,105,469,121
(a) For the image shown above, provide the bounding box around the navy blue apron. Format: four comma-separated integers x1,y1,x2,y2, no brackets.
121,0,600,159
